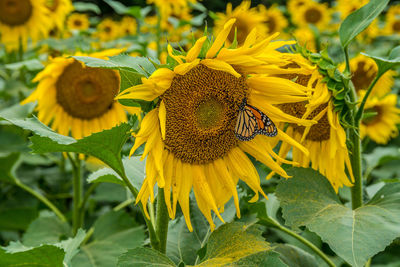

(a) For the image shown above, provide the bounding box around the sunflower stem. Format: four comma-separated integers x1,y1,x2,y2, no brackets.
155,188,169,254
14,179,67,223
348,80,363,210
344,46,351,75
69,153,82,235
272,223,336,267
156,7,162,59
115,166,159,250
78,183,99,228
354,74,384,124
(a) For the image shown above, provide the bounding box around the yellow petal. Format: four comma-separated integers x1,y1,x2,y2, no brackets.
158,100,166,140
206,18,236,59
201,59,241,78
186,36,207,62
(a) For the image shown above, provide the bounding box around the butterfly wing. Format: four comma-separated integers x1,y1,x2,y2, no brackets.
247,105,278,137
235,105,258,141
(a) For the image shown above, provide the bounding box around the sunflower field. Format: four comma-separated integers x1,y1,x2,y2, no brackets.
1,0,400,266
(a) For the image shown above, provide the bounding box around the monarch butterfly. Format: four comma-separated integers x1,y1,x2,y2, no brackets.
235,98,277,141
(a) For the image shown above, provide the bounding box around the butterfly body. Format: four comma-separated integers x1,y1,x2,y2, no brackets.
235,98,277,141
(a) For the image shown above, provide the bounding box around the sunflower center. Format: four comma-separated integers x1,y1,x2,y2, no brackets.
392,20,400,32
228,18,250,45
281,102,330,141
362,106,382,125
351,61,376,92
56,60,119,120
0,0,33,26
74,19,82,27
266,17,277,34
162,64,247,164
46,0,59,12
304,8,322,24
104,26,112,33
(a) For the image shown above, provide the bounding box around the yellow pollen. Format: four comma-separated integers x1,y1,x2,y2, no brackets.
0,0,33,26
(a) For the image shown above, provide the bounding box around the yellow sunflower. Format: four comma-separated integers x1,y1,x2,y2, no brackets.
214,1,269,46
382,5,400,36
291,1,331,30
0,0,51,51
67,13,90,31
287,0,310,15
119,16,137,37
45,0,73,31
116,19,316,230
147,0,195,20
21,49,140,139
96,18,120,41
275,53,354,191
258,4,288,35
347,55,395,98
360,91,400,144
335,0,369,20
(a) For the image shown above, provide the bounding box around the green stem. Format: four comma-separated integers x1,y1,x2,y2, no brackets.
116,167,159,250
155,188,169,253
272,223,336,267
113,198,135,211
156,7,162,58
14,179,67,222
354,75,381,123
78,183,99,227
69,153,82,235
344,47,363,210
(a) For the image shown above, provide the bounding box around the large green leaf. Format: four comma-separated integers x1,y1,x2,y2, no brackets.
23,211,71,247
74,55,155,77
167,199,237,266
73,2,101,14
0,105,132,177
71,210,145,267
118,247,176,267
87,156,146,190
339,0,389,48
0,245,65,267
276,167,400,267
274,244,319,267
196,222,277,266
362,45,400,75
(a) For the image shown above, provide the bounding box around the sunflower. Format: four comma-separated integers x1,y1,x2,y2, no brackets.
119,16,137,37
147,0,195,20
347,55,395,98
359,91,400,144
291,1,331,30
275,53,354,192
335,0,369,20
96,18,120,42
116,19,316,230
382,5,400,36
258,4,288,35
287,0,310,15
45,0,73,31
21,49,140,139
0,0,51,51
67,13,90,31
214,1,269,46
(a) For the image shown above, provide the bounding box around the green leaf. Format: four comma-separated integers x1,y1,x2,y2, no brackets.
117,247,176,267
0,152,20,183
73,2,101,14
0,245,65,267
87,156,145,189
196,222,273,266
274,244,318,267
74,55,155,77
339,0,389,48
5,59,44,71
56,229,86,265
22,211,71,247
276,167,400,267
362,45,400,75
71,210,145,267
103,0,130,14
